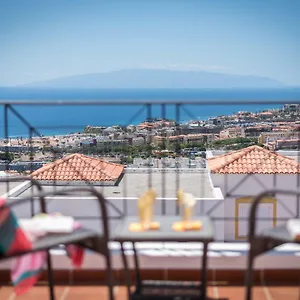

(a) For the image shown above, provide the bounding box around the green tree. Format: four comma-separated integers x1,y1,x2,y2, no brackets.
0,152,14,162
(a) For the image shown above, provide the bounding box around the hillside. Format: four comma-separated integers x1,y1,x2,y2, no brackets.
23,69,284,89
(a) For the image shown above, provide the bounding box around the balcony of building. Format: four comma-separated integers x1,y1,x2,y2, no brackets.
0,100,299,299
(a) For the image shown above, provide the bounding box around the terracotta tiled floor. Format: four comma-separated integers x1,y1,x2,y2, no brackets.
0,285,299,300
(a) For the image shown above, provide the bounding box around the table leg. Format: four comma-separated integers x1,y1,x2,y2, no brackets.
120,242,132,300
132,242,142,293
201,243,208,300
46,251,55,300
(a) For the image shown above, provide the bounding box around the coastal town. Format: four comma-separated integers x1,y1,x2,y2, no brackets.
0,103,299,173
2,1,300,298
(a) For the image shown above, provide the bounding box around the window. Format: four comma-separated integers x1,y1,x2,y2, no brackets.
235,197,277,240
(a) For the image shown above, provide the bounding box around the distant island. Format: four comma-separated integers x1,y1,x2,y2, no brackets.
22,69,284,89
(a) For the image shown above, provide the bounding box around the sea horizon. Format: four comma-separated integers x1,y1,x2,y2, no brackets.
0,87,300,138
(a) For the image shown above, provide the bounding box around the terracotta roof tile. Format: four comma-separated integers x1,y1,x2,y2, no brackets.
208,145,300,174
31,153,124,181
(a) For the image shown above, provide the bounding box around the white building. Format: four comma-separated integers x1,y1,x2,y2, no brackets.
259,131,299,144
2,148,300,279
283,104,300,112
2,147,299,243
207,145,300,241
2,153,224,239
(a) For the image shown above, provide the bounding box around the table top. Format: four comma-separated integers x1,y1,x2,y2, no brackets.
112,216,214,243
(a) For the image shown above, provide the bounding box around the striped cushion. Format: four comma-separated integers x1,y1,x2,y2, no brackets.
0,198,32,256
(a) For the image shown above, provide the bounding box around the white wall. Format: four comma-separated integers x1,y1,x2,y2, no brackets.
10,192,224,241
211,173,299,241
10,173,298,242
21,196,225,240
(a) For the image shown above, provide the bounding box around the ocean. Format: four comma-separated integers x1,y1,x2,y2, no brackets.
0,87,299,137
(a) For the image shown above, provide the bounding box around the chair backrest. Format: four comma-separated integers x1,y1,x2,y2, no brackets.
248,188,300,241
0,177,124,242
42,186,124,242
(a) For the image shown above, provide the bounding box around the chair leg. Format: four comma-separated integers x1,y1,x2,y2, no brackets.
245,247,254,300
46,251,55,300
120,242,131,300
105,251,115,300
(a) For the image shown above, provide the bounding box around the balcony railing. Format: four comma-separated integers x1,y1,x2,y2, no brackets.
0,99,299,243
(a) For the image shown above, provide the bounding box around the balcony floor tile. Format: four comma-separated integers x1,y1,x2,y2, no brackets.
0,285,299,300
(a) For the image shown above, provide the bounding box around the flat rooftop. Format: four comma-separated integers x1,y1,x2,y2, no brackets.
106,170,214,199
17,170,216,200
6,170,220,236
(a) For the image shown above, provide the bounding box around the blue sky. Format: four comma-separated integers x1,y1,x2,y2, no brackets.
0,0,299,86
